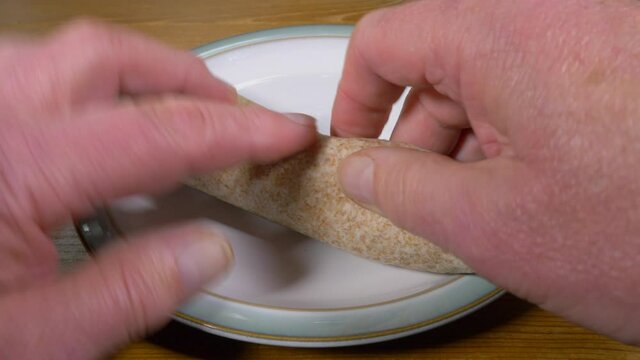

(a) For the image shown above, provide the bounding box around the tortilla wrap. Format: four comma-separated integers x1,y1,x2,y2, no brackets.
186,133,471,274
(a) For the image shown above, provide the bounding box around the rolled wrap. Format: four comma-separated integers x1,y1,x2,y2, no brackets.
186,134,471,274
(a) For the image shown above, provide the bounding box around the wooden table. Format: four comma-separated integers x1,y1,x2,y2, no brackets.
2,0,639,358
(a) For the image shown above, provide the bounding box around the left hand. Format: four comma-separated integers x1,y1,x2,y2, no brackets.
0,19,316,358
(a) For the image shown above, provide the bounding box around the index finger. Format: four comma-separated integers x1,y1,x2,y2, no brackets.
331,2,468,138
2,99,316,228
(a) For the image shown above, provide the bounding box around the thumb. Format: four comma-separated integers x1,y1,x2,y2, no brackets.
0,222,232,359
338,147,522,270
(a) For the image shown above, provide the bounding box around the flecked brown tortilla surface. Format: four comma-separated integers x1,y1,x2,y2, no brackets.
186,135,471,273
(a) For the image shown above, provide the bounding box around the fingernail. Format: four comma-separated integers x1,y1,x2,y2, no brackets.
339,155,376,207
178,229,234,294
284,113,316,128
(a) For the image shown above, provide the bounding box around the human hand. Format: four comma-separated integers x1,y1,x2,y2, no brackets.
0,20,315,358
333,0,640,343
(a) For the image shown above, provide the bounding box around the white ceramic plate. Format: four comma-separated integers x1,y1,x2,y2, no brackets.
76,25,502,347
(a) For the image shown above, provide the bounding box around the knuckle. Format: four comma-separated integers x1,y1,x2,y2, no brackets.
0,126,56,221
356,7,389,33
351,7,406,74
351,9,388,56
55,18,122,63
374,153,418,229
235,106,273,161
95,246,175,340
142,99,218,156
236,105,266,129
114,268,150,340
60,18,113,44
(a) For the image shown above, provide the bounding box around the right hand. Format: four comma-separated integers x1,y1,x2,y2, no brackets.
332,0,640,343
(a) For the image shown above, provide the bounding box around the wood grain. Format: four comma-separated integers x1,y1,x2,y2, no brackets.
0,0,401,50
3,0,639,358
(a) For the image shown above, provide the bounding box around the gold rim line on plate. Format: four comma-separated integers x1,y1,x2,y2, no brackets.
198,275,461,312
173,288,504,343
102,205,467,312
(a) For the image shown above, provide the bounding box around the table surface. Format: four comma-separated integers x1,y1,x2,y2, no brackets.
2,0,639,358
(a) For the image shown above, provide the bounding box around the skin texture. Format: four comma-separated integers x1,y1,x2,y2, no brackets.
334,0,640,344
0,20,316,358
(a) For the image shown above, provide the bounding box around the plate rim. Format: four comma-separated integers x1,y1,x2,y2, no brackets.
192,24,355,58
77,208,503,346
75,24,503,346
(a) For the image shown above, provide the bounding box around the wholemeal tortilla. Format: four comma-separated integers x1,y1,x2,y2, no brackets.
186,134,471,274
